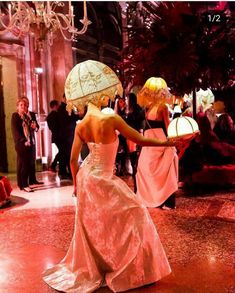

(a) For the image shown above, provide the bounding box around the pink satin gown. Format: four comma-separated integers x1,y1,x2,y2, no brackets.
136,128,178,207
43,137,171,292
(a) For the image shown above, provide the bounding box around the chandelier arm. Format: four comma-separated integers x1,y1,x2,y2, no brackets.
49,11,73,30
0,17,11,32
54,18,75,41
0,13,21,36
50,2,60,12
51,12,90,35
83,0,88,19
0,4,15,31
0,2,33,35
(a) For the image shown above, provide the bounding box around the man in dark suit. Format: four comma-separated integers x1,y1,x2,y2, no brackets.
57,94,78,179
46,100,61,173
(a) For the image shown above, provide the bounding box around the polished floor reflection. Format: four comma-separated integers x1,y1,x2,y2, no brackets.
0,172,234,293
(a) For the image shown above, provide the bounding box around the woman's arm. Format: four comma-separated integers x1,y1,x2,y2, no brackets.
114,115,174,147
70,124,83,196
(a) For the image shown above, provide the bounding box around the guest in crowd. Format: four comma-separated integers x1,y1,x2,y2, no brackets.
125,93,145,192
197,115,235,165
11,98,33,192
181,100,192,117
179,135,204,185
22,97,43,185
179,110,227,185
172,104,182,119
213,113,235,145
46,100,61,172
114,95,128,175
205,106,218,130
57,94,78,179
136,77,178,210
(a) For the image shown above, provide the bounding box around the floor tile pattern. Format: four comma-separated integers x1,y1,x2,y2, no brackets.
0,172,234,292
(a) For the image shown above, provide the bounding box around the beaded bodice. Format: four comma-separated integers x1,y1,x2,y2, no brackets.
83,137,118,176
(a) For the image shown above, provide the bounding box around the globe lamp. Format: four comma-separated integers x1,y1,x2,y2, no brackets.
101,107,115,114
168,116,199,138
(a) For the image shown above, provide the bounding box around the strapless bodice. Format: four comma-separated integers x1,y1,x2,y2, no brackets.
83,137,118,175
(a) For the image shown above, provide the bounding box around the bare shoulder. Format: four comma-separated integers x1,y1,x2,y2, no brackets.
159,102,168,110
74,121,84,137
101,113,117,124
158,103,169,114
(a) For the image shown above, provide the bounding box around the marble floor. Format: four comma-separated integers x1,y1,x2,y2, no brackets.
0,172,234,293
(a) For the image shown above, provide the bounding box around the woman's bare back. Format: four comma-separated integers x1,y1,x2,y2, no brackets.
77,112,117,144
147,103,170,129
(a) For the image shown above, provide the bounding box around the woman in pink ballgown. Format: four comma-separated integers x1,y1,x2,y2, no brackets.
136,78,178,209
43,61,182,293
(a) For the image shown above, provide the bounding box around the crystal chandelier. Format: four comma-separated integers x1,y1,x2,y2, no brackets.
0,1,91,46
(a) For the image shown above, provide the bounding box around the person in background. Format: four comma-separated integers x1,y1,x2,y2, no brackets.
114,95,128,175
172,104,182,119
125,93,145,192
205,106,218,130
46,100,61,172
136,78,178,210
11,98,33,192
198,115,235,165
181,100,193,117
57,94,78,179
22,97,43,185
213,113,235,145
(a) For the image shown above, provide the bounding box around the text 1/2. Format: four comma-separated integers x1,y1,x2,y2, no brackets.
208,14,221,22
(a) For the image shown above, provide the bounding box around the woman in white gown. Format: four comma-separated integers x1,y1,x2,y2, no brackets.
43,61,182,293
136,78,178,209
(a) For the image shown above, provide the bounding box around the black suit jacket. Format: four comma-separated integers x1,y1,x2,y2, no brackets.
11,112,28,151
46,110,60,143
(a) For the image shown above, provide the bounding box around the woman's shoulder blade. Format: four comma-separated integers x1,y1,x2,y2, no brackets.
101,113,117,124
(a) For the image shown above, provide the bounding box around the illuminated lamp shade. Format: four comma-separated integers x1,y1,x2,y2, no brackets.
101,107,115,114
167,116,199,138
65,60,123,114
137,77,168,107
144,77,167,91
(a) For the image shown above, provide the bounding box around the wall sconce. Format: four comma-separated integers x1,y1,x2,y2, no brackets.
34,67,43,74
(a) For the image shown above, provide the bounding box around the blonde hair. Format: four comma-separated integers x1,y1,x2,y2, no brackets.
137,77,170,108
16,98,27,107
21,96,29,106
138,87,170,108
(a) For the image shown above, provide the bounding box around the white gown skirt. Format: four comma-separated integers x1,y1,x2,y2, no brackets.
43,139,171,292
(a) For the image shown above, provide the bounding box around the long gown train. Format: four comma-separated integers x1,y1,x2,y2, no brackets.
43,137,171,292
